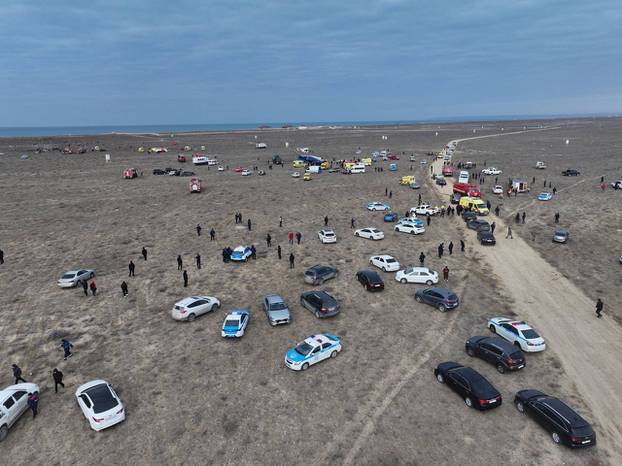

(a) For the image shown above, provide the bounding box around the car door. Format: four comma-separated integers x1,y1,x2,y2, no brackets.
479,343,499,364
194,300,209,315
78,393,94,418
263,298,269,315
530,401,555,431
501,324,519,344
309,345,322,364
448,373,468,397
307,294,319,312
240,314,248,333
2,396,18,427
11,390,27,418
320,342,333,361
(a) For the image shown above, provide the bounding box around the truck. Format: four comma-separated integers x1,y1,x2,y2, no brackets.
453,182,481,198
511,179,530,193
298,154,323,165
189,177,202,193
458,170,470,184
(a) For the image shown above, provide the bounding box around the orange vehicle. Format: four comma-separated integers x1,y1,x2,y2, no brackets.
123,168,138,179
177,155,187,163
189,177,202,193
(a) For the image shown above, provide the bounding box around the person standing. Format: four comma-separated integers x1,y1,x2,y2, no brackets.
419,252,425,266
389,190,392,199
460,239,465,252
553,186,557,195
522,212,526,224
506,226,513,239
491,222,496,233
12,364,26,384
82,279,89,297
442,266,449,281
418,193,422,205
295,232,302,245
426,215,431,226
247,218,252,231
448,241,454,255
279,216,283,228
142,247,148,261
494,206,500,216
595,298,604,318
27,392,38,418
183,270,188,287
554,212,560,223
0,248,3,264
210,228,216,241
61,339,73,360
177,255,183,271
89,280,97,296
351,218,356,228
385,187,388,196
121,281,128,297
289,253,295,269
128,260,135,277
195,254,201,269
277,245,282,260
437,243,444,259
52,368,64,393
196,224,202,236
266,234,272,247
288,231,294,244
324,216,329,227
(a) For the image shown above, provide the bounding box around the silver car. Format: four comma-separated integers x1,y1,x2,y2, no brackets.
552,229,569,244
57,269,95,288
262,294,291,326
303,265,338,285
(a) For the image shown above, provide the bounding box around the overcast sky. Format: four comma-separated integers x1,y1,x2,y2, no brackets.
1,0,621,126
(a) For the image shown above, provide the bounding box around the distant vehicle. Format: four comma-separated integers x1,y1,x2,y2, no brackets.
492,185,504,194
291,171,301,178
462,211,477,223
415,287,459,312
292,160,305,168
562,169,580,176
466,218,491,232
538,192,553,201
389,163,398,171
230,246,253,261
388,154,400,160
411,204,439,216
535,161,547,169
435,177,447,186
434,362,502,410
148,147,168,154
481,167,502,175
262,294,290,326
241,169,252,176
300,290,340,318
409,155,417,162
122,168,138,179
356,269,384,291
257,170,266,176
514,390,596,447
303,172,312,181
272,155,283,165
465,336,526,373
410,182,421,189
553,229,569,244
75,380,125,431
458,170,470,184
354,228,385,240
450,193,462,204
152,168,166,175
284,334,341,371
297,147,310,154
298,154,323,165
255,142,267,149
233,166,244,172
442,166,454,176
459,197,489,215
610,179,622,189
453,183,481,198
511,178,530,193
189,177,201,193
217,166,225,172
477,230,496,245
400,175,416,186
318,229,337,244
395,267,439,285
304,265,338,285
221,309,250,337
394,223,425,235
367,202,391,211
180,171,195,177
58,269,95,288
177,155,186,163
0,383,40,441
369,254,400,272
384,212,398,222
487,317,546,352
171,296,220,321
349,163,366,174
192,155,217,165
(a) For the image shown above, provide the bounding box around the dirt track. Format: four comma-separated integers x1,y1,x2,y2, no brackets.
433,136,622,462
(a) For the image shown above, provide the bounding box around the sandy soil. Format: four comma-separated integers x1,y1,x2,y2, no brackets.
0,120,613,464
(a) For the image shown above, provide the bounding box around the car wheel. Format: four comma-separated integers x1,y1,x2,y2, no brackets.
515,401,525,414
489,324,496,333
411,230,416,235
551,432,561,444
438,304,447,312
187,313,196,322
0,424,8,442
436,373,444,383
383,266,387,271
514,341,522,350
330,351,338,358
356,232,360,237
466,347,475,357
90,272,95,278
496,364,506,374
425,280,433,285
415,295,423,302
400,278,407,284
464,397,474,408
301,363,309,371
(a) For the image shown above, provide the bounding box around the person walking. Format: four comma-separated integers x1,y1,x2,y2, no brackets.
12,364,26,384
351,218,355,228
289,253,295,269
279,216,283,228
234,212,239,224
266,233,272,247
419,252,425,266
324,216,329,227
277,245,282,260
27,392,39,418
210,228,216,241
389,190,393,199
506,226,513,239
177,255,183,271
82,279,88,296
442,266,449,281
515,212,520,224
491,222,496,233
595,298,604,318
141,247,148,261
554,212,560,223
437,243,444,258
196,224,202,236
295,232,302,245
494,206,500,216
385,187,388,196
195,254,201,269
89,280,97,296
128,260,135,277
288,231,294,244
247,218,252,231
448,241,454,255
61,339,73,360
52,368,64,393
522,212,526,224
418,194,422,205
121,281,128,297
460,239,465,252
183,270,188,287
0,248,4,264
553,186,557,195
250,245,257,260
426,215,431,226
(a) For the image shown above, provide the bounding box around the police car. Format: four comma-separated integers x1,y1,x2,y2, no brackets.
284,334,342,371
487,317,546,352
230,246,253,262
221,309,250,338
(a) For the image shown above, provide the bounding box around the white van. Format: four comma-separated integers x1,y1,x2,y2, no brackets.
307,165,320,174
349,163,366,174
458,170,469,183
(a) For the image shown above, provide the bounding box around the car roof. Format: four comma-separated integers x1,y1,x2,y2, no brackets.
321,229,335,234
425,287,455,296
233,245,248,251
359,269,381,278
176,296,204,306
227,309,248,318
538,397,589,426
480,336,516,352
374,254,394,260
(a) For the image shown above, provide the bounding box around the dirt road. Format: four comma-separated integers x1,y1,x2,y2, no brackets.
433,136,622,461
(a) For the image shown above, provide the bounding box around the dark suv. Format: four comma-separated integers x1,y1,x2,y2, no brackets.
356,269,384,291
300,291,340,318
434,362,502,410
466,218,491,232
514,390,596,448
304,265,338,285
561,169,580,176
415,287,459,312
465,336,525,373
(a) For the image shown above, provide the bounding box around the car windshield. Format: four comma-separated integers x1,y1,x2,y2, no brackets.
522,329,540,339
447,294,458,301
224,319,239,327
270,302,287,310
325,232,334,236
295,342,313,356
386,258,396,263
84,384,118,414
61,273,75,279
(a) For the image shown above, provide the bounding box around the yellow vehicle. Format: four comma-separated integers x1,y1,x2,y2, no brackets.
320,161,331,170
292,160,305,168
400,175,416,186
459,196,489,215
303,172,312,181
343,161,356,169
361,158,372,166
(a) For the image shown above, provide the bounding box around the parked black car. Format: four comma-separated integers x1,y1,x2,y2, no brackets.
477,230,496,245
514,390,596,448
303,265,338,285
561,169,580,176
300,291,340,318
466,218,491,232
434,362,502,410
180,171,195,177
462,211,477,222
465,336,526,373
415,287,459,312
272,154,283,165
153,169,166,175
356,269,384,292
435,177,447,186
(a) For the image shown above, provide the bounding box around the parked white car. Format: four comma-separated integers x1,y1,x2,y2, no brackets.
171,296,221,321
481,167,502,175
354,228,384,240
291,171,300,178
410,204,439,216
394,223,425,235
217,166,225,172
395,267,439,285
0,383,39,441
369,255,400,272
367,202,391,211
318,229,337,243
57,269,95,288
487,317,546,352
492,185,504,194
241,169,252,176
75,380,125,431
